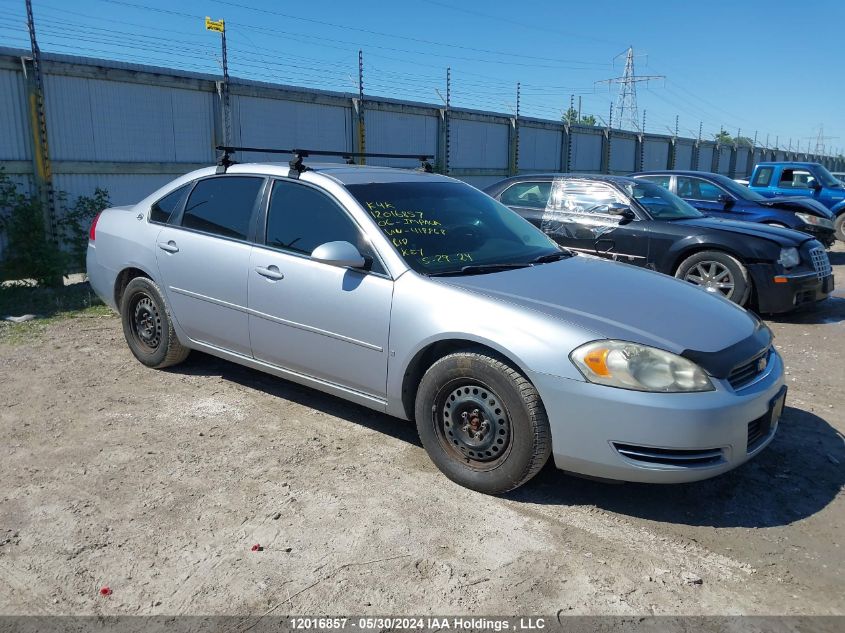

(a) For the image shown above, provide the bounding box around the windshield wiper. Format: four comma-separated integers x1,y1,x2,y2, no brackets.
428,263,532,277
530,250,573,264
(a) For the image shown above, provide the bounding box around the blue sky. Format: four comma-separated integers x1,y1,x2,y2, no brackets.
0,0,842,154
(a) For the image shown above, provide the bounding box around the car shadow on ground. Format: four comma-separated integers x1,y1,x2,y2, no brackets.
767,295,845,325
508,405,845,529
171,351,422,447
171,354,843,530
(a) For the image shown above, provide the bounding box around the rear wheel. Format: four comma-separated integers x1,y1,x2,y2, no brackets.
120,277,189,368
675,250,751,306
835,214,845,242
414,350,551,495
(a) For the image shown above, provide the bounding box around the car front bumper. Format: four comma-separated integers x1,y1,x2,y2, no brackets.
749,265,834,314
528,349,785,483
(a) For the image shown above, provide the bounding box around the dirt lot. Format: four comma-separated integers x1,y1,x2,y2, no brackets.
1,246,844,617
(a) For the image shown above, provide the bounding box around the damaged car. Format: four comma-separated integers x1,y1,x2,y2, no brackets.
485,175,834,314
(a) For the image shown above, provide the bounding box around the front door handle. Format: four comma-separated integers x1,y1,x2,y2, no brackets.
157,240,179,253
255,265,284,281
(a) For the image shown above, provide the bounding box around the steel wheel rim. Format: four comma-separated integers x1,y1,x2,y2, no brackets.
130,294,162,351
434,381,512,470
684,261,735,297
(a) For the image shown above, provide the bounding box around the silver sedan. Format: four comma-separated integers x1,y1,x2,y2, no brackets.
87,162,785,494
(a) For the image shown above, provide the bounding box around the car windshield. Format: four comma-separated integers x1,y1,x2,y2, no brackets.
812,165,844,188
346,181,563,275
708,173,767,201
621,180,704,220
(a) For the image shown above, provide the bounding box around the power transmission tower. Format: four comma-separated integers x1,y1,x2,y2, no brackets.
805,124,837,156
596,47,663,131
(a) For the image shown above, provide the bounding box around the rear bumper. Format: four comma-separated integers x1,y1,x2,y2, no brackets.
86,243,119,311
528,350,785,483
750,264,833,314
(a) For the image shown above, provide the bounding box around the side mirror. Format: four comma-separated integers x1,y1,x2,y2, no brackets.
310,241,366,269
608,203,636,222
718,193,734,207
810,180,823,191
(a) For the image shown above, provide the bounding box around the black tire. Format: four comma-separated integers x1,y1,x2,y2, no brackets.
120,276,190,369
835,214,845,243
414,349,551,495
675,250,751,306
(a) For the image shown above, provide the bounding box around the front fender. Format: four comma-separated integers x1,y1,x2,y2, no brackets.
385,273,595,418
658,236,774,273
831,199,845,216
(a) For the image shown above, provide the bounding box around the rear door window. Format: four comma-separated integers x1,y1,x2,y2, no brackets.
180,176,264,240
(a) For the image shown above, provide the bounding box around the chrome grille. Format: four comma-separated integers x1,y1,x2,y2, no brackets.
809,247,832,280
612,443,723,467
728,349,770,390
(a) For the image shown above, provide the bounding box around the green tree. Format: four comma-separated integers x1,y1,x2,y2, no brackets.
714,130,733,145
561,108,597,127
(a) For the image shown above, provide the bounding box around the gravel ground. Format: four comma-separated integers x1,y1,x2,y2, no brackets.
1,245,843,616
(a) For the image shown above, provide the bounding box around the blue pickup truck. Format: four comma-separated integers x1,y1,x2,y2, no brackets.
748,162,845,241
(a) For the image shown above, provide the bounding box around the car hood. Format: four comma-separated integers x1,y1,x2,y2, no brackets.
673,216,810,245
755,196,833,218
435,255,759,358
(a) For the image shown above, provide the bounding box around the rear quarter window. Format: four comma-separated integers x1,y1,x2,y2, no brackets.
150,184,189,224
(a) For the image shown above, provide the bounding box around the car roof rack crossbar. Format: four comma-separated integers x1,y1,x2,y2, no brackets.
214,146,435,177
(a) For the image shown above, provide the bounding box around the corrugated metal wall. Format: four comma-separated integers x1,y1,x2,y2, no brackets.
569,130,603,172
233,94,351,163
518,125,561,172
674,142,695,169
0,68,31,161
449,117,509,169
364,108,438,168
642,139,670,171
608,135,636,174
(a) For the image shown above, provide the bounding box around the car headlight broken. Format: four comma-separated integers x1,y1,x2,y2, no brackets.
777,247,800,269
571,340,714,392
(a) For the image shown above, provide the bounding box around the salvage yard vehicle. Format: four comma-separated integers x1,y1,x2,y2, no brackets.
88,148,787,494
747,162,845,242
485,175,834,314
630,170,836,248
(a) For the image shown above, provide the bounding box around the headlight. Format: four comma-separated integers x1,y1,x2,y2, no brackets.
794,212,834,229
777,247,800,269
570,340,714,392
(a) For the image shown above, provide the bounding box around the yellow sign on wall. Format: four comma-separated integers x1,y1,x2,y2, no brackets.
205,17,225,33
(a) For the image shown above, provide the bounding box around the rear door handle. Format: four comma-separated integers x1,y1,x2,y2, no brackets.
255,265,284,281
157,240,179,253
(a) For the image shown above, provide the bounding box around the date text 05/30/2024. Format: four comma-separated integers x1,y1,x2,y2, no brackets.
289,618,547,631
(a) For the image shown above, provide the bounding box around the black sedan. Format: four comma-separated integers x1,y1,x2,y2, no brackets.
629,170,836,248
484,175,834,314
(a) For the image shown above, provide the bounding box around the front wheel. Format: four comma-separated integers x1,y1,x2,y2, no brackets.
414,350,551,494
120,277,190,369
675,250,751,306
835,214,845,243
